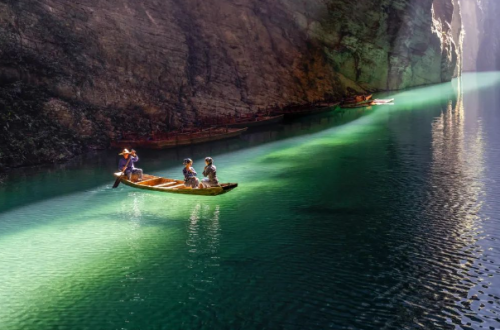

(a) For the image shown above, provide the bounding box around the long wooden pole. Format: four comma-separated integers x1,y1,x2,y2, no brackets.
112,156,132,188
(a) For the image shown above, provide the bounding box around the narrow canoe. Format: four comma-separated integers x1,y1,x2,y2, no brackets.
226,114,284,128
340,101,374,108
111,127,248,149
279,102,340,119
372,98,394,104
342,94,373,105
114,173,238,196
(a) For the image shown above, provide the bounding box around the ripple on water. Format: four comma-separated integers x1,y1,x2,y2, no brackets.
1,74,500,329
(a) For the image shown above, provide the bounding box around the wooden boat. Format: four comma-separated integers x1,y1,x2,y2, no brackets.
113,173,238,196
342,94,373,105
340,100,374,108
111,127,248,149
226,114,284,128
372,98,394,105
278,102,340,119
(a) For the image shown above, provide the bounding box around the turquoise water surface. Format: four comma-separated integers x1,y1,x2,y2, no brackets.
1,73,500,329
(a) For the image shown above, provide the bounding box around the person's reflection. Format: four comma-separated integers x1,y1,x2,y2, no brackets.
185,203,221,315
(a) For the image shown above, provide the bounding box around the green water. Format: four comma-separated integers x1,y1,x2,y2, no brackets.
1,73,500,329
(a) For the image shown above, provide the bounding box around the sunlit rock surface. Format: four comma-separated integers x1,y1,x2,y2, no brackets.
478,1,500,71
473,0,500,72
0,0,462,169
460,0,481,72
461,0,500,72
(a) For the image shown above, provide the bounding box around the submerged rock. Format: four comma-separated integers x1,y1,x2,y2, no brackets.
0,0,463,169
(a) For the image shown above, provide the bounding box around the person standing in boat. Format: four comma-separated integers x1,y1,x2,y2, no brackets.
183,158,200,189
118,149,144,181
201,157,219,188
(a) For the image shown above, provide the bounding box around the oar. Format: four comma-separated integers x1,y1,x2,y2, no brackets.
112,157,132,188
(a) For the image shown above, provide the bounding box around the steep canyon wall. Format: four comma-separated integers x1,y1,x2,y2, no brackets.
0,0,462,169
461,0,500,72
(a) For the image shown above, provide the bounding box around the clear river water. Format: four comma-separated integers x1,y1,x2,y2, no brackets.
1,72,500,329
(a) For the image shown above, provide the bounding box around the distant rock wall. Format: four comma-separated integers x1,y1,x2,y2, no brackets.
460,0,481,71
0,0,462,169
475,0,500,71
317,0,463,90
460,0,500,72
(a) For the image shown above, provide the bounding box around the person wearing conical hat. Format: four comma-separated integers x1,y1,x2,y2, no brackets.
118,149,143,182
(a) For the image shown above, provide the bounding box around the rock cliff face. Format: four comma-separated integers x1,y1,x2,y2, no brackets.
461,0,500,72
460,0,481,72
0,0,462,169
313,0,463,90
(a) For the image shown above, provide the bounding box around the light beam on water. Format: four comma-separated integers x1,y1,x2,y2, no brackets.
1,72,500,329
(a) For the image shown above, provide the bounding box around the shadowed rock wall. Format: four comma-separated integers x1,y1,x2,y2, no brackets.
0,0,462,169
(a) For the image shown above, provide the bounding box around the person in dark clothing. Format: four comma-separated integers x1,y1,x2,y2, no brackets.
201,157,219,188
182,158,200,189
118,149,143,181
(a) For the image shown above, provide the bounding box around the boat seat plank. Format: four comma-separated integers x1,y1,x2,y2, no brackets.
163,183,185,190
136,177,159,185
154,182,177,188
